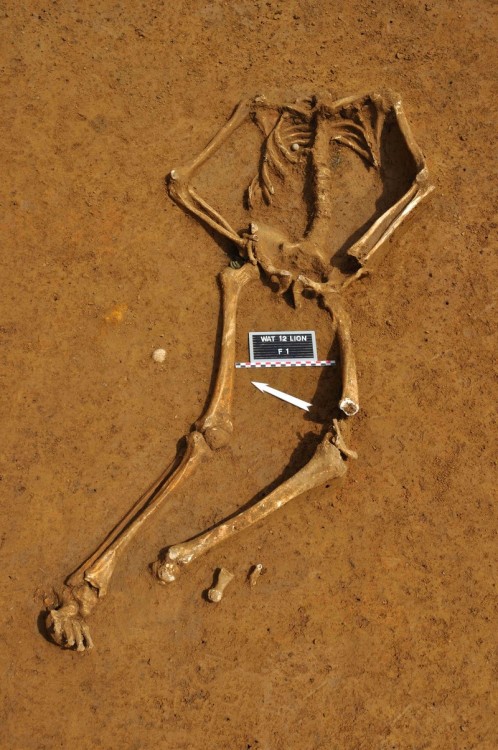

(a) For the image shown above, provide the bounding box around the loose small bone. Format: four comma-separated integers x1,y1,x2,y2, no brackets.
207,567,234,602
248,563,263,587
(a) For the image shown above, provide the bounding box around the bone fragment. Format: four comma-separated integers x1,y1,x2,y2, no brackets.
331,418,358,460
248,563,264,586
207,568,234,602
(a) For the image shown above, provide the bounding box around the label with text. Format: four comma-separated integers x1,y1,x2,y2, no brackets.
249,330,317,363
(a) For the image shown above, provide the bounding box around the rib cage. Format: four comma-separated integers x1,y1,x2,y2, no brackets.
247,101,383,209
330,100,383,169
247,111,313,209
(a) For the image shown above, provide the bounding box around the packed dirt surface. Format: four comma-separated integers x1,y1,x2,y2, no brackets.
1,2,496,748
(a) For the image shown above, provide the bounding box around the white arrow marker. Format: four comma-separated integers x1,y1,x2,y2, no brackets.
252,381,312,411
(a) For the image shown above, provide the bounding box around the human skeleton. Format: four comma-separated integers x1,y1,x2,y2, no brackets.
45,90,432,651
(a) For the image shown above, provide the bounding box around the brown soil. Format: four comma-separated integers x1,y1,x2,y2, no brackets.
1,2,496,748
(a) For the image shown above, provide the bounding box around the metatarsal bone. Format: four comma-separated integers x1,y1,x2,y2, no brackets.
207,568,234,602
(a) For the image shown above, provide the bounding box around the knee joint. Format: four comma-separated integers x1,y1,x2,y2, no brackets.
195,412,233,451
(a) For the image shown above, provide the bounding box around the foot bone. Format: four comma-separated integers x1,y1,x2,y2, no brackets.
45,582,98,652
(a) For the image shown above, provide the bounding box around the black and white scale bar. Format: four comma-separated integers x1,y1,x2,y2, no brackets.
235,360,336,368
249,330,317,363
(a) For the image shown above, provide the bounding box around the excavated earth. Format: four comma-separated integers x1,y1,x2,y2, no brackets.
1,2,496,748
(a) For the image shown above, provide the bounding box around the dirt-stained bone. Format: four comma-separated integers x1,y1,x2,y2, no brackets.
153,427,349,583
44,90,432,650
207,568,235,602
248,563,264,587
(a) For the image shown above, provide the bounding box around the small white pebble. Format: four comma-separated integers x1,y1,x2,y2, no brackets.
152,348,167,363
291,142,300,152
